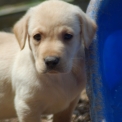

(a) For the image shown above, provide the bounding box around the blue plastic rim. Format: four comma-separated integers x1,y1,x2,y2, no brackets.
86,0,122,122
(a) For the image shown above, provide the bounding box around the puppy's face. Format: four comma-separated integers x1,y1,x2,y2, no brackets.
28,3,82,74
13,0,97,74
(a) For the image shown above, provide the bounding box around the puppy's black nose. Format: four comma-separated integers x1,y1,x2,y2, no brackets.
44,56,60,68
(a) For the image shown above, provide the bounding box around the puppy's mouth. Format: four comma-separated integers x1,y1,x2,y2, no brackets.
38,65,71,74
47,70,59,74
45,67,61,74
44,65,71,74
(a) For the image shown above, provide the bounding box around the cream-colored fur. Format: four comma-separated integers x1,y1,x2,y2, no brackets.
0,0,97,122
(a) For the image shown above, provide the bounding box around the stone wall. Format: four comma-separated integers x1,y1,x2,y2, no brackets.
0,0,32,6
0,0,90,30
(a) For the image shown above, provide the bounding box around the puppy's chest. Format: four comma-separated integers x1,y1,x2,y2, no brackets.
41,73,78,97
37,74,79,114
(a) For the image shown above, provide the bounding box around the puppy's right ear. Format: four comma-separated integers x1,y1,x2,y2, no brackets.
13,11,30,50
76,7,97,49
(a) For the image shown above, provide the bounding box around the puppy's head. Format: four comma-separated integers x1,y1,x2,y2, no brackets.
13,0,97,74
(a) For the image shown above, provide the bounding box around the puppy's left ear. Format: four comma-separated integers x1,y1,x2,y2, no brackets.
77,7,97,49
13,10,31,50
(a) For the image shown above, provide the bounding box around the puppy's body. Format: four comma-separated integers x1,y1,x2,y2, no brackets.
0,32,85,119
0,32,18,118
0,0,97,122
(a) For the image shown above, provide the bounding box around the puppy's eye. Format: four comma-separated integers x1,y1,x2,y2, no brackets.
63,33,73,40
33,34,41,41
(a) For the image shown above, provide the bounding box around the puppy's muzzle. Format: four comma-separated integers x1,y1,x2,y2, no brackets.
44,56,60,69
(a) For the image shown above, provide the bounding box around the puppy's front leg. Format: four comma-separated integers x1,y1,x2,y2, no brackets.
15,97,41,122
53,96,79,122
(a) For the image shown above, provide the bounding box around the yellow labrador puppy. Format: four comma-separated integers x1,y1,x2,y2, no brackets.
0,0,97,122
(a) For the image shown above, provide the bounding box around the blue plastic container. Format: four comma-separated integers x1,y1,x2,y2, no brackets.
86,0,122,122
